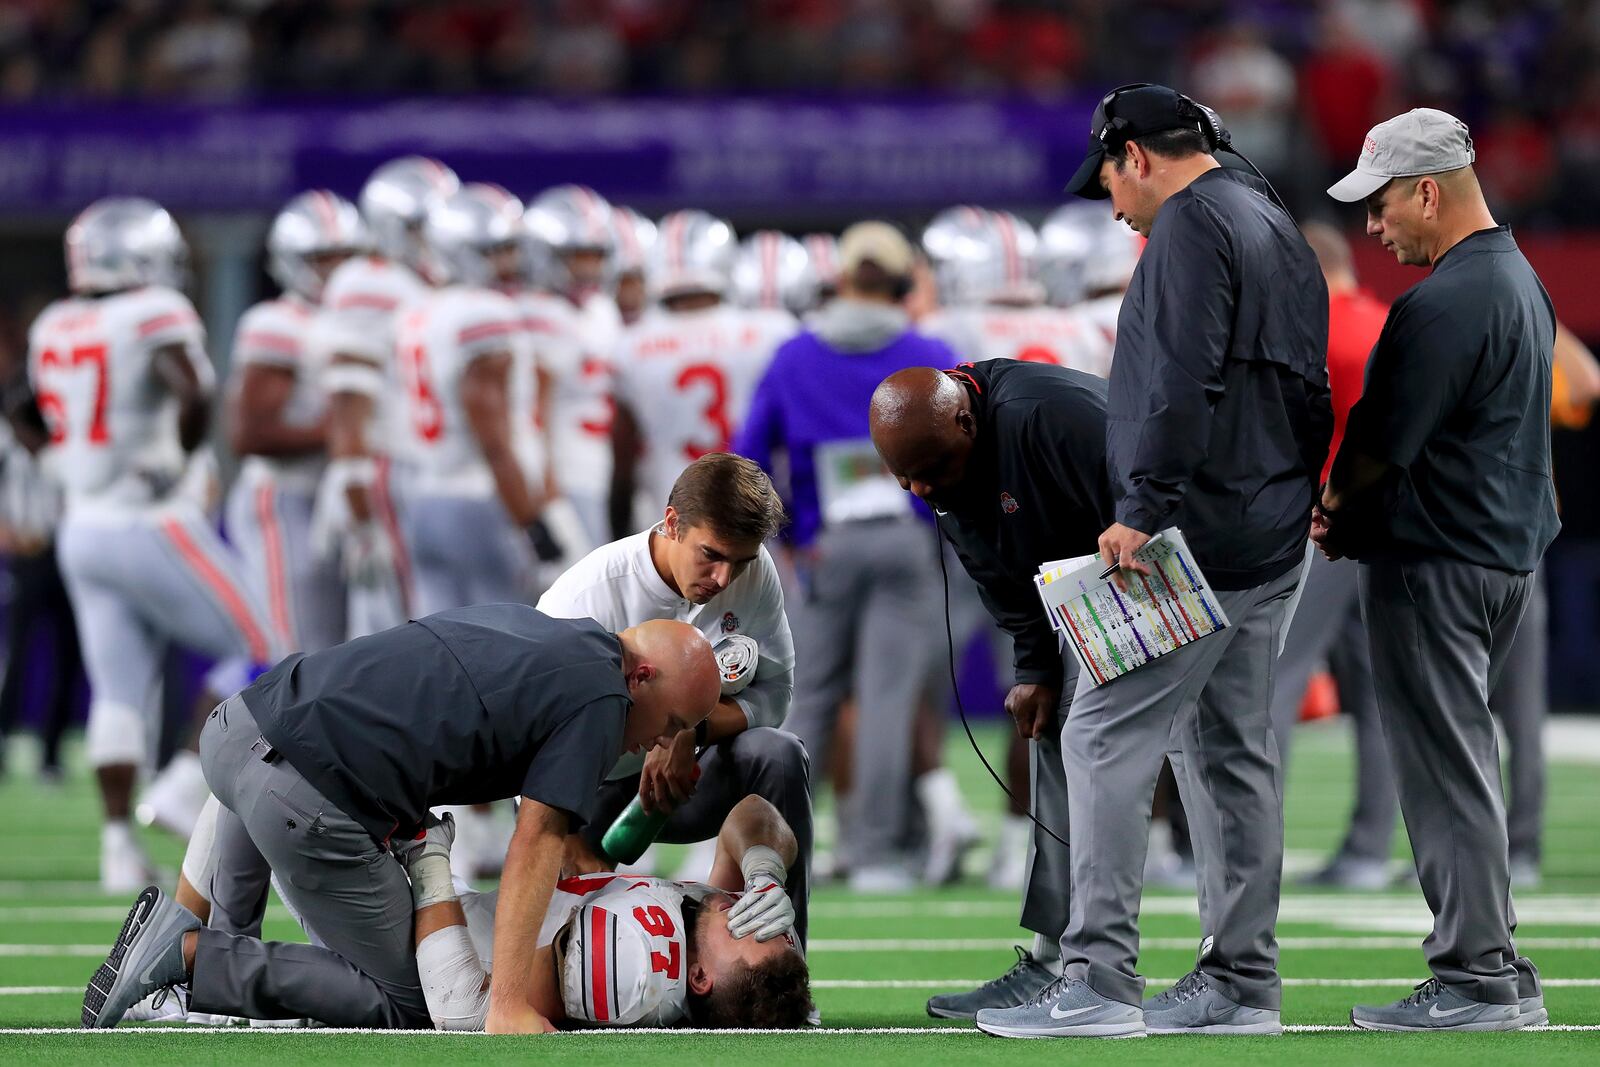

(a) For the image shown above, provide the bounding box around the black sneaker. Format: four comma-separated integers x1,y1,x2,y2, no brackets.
926,946,1057,1020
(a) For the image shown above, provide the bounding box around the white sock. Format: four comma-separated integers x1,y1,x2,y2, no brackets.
1147,818,1174,859
103,820,136,850
1032,933,1064,974
915,768,971,827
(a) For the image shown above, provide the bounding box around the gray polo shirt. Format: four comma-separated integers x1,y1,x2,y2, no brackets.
1336,225,1559,572
244,604,631,843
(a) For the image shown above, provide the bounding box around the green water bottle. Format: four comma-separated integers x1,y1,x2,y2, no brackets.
600,762,702,864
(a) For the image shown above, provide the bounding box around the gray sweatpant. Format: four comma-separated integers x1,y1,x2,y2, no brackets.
1267,551,1397,863
404,494,535,616
1359,557,1535,1005
579,727,815,943
782,517,944,868
1058,562,1303,1010
191,695,428,1028
226,478,345,653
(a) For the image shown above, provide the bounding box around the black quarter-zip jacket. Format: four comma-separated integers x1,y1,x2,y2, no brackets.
935,360,1114,693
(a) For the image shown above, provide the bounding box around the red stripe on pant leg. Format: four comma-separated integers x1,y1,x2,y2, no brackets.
162,518,271,662
589,906,611,1021
255,483,295,649
371,456,411,613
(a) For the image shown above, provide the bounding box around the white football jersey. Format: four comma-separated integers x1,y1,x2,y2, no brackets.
538,291,621,495
27,286,212,513
460,873,716,1027
537,524,795,779
1075,292,1124,355
230,295,325,494
308,255,431,459
921,304,1113,378
612,304,796,508
512,289,585,491
393,285,529,497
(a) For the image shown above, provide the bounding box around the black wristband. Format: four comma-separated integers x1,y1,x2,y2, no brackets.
694,718,710,749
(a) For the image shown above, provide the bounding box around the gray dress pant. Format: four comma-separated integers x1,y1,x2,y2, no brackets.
579,727,814,943
782,517,943,868
1359,557,1536,1006
1267,551,1397,863
191,695,429,1028
1058,562,1303,1010
1489,571,1548,863
1019,649,1079,941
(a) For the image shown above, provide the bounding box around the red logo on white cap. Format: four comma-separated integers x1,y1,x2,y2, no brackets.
1363,135,1379,157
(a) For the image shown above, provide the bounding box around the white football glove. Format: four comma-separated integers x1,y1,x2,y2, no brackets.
726,844,795,942
342,520,396,589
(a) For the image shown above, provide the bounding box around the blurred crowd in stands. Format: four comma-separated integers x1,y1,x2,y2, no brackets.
0,2,1598,222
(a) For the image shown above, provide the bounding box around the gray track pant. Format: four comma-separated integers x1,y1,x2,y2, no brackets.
1058,561,1303,1010
225,478,345,654
404,494,534,616
190,695,428,1028
782,517,943,868
1359,557,1536,1005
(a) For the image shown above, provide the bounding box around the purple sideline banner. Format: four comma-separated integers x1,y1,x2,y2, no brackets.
0,96,1095,214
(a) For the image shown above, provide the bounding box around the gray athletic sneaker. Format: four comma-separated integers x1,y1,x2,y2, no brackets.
1350,977,1522,1032
927,946,1057,1020
1142,969,1282,1035
82,885,201,1029
975,975,1146,1039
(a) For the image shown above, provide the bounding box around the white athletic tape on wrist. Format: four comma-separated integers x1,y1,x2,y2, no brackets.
179,794,223,897
325,456,378,489
84,699,146,767
415,925,490,1031
409,853,459,911
715,634,759,697
739,844,788,888
322,360,385,399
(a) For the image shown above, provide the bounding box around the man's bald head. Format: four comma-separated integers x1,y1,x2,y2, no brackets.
869,366,978,508
618,620,720,752
1301,221,1355,293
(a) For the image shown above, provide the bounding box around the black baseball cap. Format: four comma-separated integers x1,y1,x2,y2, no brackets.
1064,83,1198,200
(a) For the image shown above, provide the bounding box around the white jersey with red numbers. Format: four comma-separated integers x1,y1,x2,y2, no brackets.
27,286,212,515
921,304,1113,379
1075,291,1125,355
540,291,621,498
613,303,796,508
394,285,529,498
307,255,431,458
231,295,325,495
512,289,585,491
459,873,718,1027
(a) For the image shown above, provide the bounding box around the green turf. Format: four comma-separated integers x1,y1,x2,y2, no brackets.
0,718,1596,1065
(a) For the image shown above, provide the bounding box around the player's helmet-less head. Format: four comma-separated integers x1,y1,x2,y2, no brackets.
358,156,460,274
650,210,737,302
610,204,657,279
1038,201,1143,306
267,190,369,303
65,197,189,295
733,230,819,314
921,205,1045,307
424,184,526,288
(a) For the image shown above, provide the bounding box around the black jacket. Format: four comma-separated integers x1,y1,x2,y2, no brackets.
1109,167,1332,590
937,360,1114,693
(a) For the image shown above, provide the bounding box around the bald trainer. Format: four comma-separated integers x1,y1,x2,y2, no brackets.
870,360,1113,1019
83,608,719,1035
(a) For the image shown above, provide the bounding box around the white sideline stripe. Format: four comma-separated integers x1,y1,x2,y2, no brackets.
811,896,1600,924
0,1025,1597,1035
13,979,1600,997
9,937,1600,958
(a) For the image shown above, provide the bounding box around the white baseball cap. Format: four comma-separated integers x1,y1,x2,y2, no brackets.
1327,108,1476,203
837,221,915,278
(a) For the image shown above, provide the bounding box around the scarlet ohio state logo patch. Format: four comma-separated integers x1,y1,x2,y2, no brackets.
1000,492,1020,514
721,611,740,633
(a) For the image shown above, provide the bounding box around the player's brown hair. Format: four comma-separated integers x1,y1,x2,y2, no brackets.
667,452,787,544
688,952,814,1029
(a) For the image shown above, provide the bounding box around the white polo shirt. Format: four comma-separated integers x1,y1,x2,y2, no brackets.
537,524,795,780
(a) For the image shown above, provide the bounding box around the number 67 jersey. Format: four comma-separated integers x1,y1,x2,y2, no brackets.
612,304,796,508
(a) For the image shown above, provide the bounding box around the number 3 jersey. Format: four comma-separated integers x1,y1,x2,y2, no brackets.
394,285,536,499
27,286,212,514
612,304,796,508
459,873,715,1027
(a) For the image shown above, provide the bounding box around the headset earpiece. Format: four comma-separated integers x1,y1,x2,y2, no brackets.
1175,93,1230,152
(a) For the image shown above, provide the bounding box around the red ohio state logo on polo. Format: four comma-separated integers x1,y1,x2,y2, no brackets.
1000,492,1020,514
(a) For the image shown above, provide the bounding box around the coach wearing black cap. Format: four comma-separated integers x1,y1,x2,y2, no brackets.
973,85,1331,1040
1320,108,1558,1033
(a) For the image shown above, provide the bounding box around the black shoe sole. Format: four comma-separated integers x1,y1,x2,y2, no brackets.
82,885,161,1028
927,1003,979,1020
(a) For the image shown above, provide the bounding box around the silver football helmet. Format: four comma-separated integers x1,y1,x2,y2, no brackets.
1038,202,1143,306
732,230,819,314
65,197,189,294
921,206,1044,307
802,233,841,299
358,156,460,273
525,184,615,294
649,209,737,301
267,190,369,303
424,183,525,288
609,205,657,279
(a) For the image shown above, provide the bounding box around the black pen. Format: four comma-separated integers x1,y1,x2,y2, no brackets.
1098,557,1119,580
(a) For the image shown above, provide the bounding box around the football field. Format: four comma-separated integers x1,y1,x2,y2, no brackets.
1,718,1597,1065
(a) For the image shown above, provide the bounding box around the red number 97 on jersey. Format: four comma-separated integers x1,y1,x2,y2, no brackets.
633,905,682,979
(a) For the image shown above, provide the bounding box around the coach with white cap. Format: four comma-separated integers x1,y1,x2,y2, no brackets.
1320,108,1558,1032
